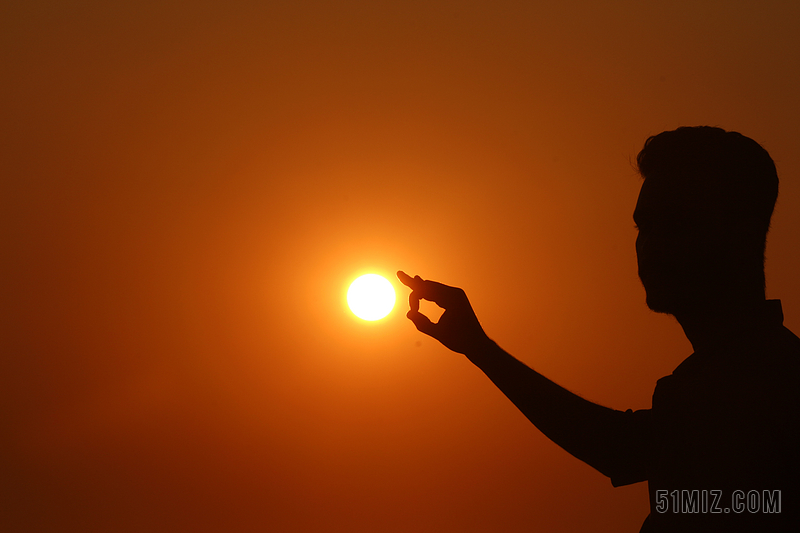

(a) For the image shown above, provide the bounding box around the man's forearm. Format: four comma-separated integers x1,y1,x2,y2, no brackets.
466,339,635,478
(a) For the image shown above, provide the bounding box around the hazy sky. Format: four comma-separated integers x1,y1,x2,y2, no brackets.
3,1,800,531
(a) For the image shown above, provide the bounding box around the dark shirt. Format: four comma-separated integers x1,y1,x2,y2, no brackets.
611,300,800,532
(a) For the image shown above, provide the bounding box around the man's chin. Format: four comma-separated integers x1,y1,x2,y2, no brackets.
645,292,680,315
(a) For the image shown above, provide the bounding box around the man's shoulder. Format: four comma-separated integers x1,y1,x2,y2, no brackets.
655,323,800,406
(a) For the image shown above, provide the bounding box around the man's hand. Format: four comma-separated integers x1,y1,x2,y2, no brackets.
397,271,491,355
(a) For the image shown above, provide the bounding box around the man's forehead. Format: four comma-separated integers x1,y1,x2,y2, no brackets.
634,176,706,223
634,178,672,215
638,175,686,201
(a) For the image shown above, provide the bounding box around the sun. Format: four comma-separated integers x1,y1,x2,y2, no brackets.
347,274,396,321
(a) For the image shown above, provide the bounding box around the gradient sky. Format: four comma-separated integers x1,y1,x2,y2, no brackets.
3,1,800,532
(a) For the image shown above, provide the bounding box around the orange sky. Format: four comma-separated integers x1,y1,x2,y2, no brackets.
3,1,800,531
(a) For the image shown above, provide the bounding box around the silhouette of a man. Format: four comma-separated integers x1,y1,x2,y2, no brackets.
399,126,800,532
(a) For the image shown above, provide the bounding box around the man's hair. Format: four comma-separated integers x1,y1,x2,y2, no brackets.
636,126,778,236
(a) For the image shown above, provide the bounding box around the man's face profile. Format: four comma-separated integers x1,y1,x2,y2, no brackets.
634,175,723,315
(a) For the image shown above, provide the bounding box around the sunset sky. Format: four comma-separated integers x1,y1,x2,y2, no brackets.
3,1,800,531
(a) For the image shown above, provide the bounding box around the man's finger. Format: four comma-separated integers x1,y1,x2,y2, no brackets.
407,310,437,337
408,290,420,313
397,271,465,309
415,280,464,308
397,270,418,289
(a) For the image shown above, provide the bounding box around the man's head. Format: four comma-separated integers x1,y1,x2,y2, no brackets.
633,126,778,314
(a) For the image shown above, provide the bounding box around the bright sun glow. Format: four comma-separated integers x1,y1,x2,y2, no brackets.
347,274,396,321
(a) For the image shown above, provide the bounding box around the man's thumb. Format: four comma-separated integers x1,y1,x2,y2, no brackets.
407,310,437,337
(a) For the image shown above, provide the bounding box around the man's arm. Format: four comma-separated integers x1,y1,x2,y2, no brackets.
397,271,648,482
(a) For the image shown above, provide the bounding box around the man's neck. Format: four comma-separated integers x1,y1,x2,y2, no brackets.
674,296,769,352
